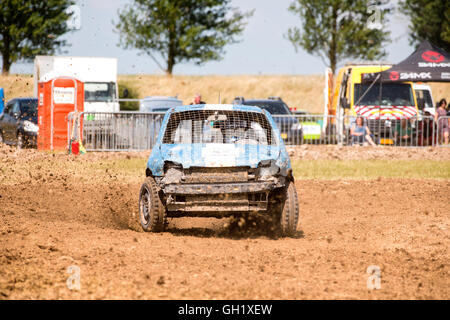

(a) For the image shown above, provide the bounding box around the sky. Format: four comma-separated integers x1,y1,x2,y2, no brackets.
8,0,413,75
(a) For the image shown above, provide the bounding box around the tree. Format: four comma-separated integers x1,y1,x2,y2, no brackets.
115,0,252,75
286,0,392,74
0,0,74,75
400,0,450,52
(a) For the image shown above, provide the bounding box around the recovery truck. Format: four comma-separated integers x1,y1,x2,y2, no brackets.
324,62,419,145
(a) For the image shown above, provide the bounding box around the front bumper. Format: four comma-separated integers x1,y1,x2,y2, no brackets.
163,181,277,195
161,181,282,216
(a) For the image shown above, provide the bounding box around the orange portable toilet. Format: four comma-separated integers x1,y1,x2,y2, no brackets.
37,73,84,151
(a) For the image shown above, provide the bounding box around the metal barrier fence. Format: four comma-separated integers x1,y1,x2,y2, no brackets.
69,111,166,151
274,114,449,147
67,112,450,151
436,116,450,147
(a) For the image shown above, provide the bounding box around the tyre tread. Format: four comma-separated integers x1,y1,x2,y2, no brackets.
139,177,167,232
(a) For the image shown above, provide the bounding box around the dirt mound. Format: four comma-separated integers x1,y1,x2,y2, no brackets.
1,179,139,232
287,145,450,161
0,147,140,231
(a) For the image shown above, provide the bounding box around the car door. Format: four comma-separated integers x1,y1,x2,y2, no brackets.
10,101,21,144
0,102,7,141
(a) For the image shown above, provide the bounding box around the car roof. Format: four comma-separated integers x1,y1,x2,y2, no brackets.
413,83,431,90
7,98,37,104
12,98,37,101
142,96,181,101
241,99,284,104
171,104,265,113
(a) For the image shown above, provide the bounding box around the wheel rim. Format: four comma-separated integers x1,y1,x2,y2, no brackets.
17,134,23,149
140,186,151,224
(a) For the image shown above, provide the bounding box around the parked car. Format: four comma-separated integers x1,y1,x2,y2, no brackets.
140,96,183,113
290,109,323,142
289,107,308,115
0,88,5,115
139,104,300,236
233,96,302,144
0,98,38,148
139,96,184,143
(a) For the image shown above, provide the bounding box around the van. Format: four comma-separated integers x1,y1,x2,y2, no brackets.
34,56,120,113
327,63,418,144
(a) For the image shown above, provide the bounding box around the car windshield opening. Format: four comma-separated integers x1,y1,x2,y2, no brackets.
354,83,414,106
243,102,291,115
141,100,181,111
85,82,116,102
163,110,278,145
20,100,37,117
152,108,170,112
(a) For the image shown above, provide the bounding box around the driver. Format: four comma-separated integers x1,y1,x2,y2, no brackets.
203,119,224,143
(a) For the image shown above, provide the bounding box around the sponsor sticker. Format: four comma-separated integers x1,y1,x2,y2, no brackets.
53,87,75,104
441,72,450,80
202,144,236,167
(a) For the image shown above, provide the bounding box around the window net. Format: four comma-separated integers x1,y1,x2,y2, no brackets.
163,110,277,146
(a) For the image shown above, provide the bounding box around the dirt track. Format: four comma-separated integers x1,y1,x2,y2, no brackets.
0,145,449,299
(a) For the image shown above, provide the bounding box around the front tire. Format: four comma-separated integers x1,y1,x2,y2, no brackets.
269,181,299,237
280,181,300,236
139,177,167,232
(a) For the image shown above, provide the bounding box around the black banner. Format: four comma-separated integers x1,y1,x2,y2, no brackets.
362,40,450,83
0,300,443,319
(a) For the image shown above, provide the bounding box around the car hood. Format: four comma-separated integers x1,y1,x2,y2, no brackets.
301,121,320,126
160,143,281,168
273,116,298,124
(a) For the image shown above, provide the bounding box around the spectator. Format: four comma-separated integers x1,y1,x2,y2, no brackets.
190,93,206,105
394,118,413,144
350,116,376,146
418,111,434,146
435,98,449,145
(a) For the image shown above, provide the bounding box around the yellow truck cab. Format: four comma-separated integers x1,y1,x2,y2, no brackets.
327,63,418,143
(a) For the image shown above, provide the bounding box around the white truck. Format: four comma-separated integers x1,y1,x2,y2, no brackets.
34,56,120,112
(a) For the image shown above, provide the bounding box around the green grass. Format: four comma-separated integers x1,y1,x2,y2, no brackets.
91,158,147,177
94,158,450,180
292,160,450,180
2,155,448,185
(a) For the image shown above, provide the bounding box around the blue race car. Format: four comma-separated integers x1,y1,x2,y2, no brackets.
139,104,299,236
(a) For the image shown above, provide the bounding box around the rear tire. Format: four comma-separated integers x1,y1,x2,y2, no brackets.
0,130,4,144
139,177,167,232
